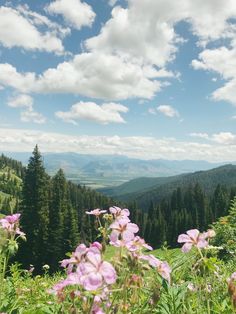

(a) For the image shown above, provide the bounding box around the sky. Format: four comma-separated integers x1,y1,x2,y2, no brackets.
1,0,236,161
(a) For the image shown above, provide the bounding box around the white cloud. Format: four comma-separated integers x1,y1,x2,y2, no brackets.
56,101,128,124
1,128,236,162
0,53,162,100
7,94,33,109
0,6,65,53
20,110,46,124
190,132,209,139
46,0,95,30
86,0,236,67
157,105,179,118
1,0,236,102
7,94,46,124
192,46,236,105
211,132,236,145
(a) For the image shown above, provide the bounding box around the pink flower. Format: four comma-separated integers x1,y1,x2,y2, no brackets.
0,213,25,236
125,236,153,252
79,251,116,291
109,206,130,219
177,229,209,253
0,213,20,230
61,243,101,273
86,209,107,216
50,272,81,295
91,304,105,314
110,217,139,243
140,254,171,283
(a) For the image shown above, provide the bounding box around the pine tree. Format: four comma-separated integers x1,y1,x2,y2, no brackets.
48,169,68,270
19,145,50,272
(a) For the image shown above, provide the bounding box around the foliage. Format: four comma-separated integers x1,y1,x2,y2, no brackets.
212,197,236,260
1,207,236,313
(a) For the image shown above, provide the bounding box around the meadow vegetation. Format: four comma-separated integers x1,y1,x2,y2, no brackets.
1,202,236,313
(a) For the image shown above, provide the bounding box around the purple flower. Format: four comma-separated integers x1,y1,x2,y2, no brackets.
50,272,81,295
86,209,107,216
79,251,117,291
177,229,208,253
140,254,171,283
61,243,101,274
109,206,130,219
110,217,139,243
125,236,153,252
0,213,25,237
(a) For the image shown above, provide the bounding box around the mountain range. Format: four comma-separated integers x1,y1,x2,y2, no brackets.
1,152,227,188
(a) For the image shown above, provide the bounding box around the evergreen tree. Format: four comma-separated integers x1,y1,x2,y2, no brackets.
19,145,50,272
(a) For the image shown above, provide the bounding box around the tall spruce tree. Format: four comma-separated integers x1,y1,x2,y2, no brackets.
48,169,68,270
19,145,50,272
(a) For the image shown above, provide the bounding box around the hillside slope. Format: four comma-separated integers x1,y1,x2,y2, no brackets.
102,164,236,209
0,154,24,213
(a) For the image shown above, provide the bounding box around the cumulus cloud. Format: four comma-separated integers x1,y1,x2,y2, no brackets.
157,105,179,118
0,5,65,53
86,0,236,67
211,132,236,145
192,46,236,106
7,94,46,124
0,53,162,100
56,101,128,124
7,94,33,109
190,132,209,139
46,0,95,30
1,0,236,102
20,110,46,124
1,128,236,162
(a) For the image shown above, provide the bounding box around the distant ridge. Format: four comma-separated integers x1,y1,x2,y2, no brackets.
100,164,236,210
1,151,227,188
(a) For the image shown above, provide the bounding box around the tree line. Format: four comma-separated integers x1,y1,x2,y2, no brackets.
128,183,236,248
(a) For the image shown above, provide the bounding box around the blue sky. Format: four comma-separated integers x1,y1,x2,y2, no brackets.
1,0,236,161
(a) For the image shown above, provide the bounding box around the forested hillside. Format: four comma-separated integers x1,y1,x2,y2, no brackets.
125,168,236,248
0,154,24,214
104,164,236,203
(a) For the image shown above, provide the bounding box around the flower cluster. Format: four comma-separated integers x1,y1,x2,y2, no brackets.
53,242,117,294
0,213,25,238
177,228,215,253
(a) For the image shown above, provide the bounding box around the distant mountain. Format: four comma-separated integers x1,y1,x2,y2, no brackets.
2,152,226,188
105,164,236,210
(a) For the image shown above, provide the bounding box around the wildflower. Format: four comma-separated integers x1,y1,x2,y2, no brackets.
43,264,50,270
86,209,107,216
110,217,139,243
61,243,101,273
187,283,197,292
79,251,117,291
140,254,171,283
206,229,216,238
109,206,130,219
125,236,152,252
0,213,25,237
177,229,209,253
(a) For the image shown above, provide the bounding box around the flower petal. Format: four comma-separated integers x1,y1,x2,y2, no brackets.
182,242,193,253
186,229,200,241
